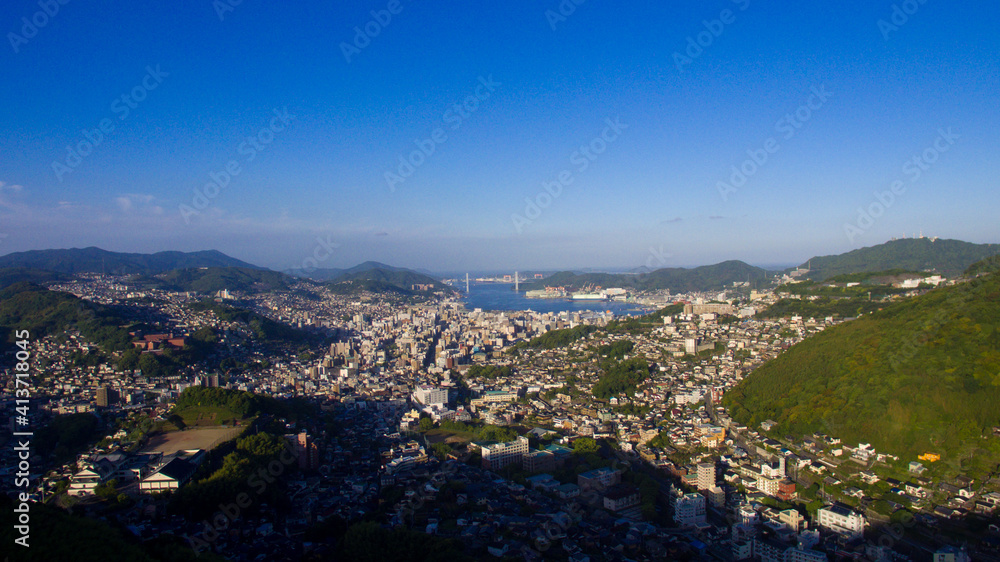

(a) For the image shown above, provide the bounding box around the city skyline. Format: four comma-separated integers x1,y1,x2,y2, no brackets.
2,1,998,271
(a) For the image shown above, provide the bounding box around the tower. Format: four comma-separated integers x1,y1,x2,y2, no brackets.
697,461,716,491
515,271,519,292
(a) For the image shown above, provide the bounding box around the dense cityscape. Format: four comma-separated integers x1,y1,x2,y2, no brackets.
2,242,1000,561
4,1,999,560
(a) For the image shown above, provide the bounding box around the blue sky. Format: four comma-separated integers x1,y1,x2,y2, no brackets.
1,0,997,272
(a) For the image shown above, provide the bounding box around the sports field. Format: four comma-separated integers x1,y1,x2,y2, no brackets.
145,427,241,455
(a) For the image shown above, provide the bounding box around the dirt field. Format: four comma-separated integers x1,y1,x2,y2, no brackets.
144,427,241,455
425,429,476,446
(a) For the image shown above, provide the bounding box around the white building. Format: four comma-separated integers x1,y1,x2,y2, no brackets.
762,457,786,479
755,538,827,562
674,492,707,527
673,389,705,405
413,385,448,407
480,436,529,471
817,503,866,539
139,457,197,493
737,503,758,526
68,466,109,497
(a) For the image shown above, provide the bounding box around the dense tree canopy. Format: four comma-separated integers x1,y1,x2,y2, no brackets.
592,358,650,399
726,270,1000,476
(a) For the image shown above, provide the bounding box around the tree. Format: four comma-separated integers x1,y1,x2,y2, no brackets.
573,437,599,455
191,326,218,343
431,442,452,460
167,414,186,430
117,347,141,371
418,417,434,432
479,425,517,443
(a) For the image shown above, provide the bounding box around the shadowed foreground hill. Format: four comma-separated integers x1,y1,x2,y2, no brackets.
725,266,1000,474
0,495,215,561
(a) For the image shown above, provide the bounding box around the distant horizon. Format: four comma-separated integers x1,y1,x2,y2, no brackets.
0,243,799,274
5,231,989,274
1,234,992,277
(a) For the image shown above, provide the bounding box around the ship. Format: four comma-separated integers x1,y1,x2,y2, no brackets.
571,293,607,300
525,286,568,299
571,284,607,300
525,289,553,298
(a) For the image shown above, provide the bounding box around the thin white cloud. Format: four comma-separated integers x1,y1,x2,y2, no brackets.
115,193,164,215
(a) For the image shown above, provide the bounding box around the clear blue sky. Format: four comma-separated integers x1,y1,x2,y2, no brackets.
1,0,997,272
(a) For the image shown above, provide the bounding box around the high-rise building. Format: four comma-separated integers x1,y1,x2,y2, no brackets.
95,386,118,407
287,431,320,470
697,461,716,490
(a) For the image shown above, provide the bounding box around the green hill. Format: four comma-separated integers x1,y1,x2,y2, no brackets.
0,267,70,288
642,260,771,292
327,278,416,296
798,238,1000,280
0,282,133,353
966,254,1000,277
287,260,430,281
522,260,771,293
327,267,450,294
725,267,1000,476
141,266,291,294
187,300,312,345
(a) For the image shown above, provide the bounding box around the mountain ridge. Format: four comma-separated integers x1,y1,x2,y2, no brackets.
796,238,1000,281
0,247,264,275
520,260,772,293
